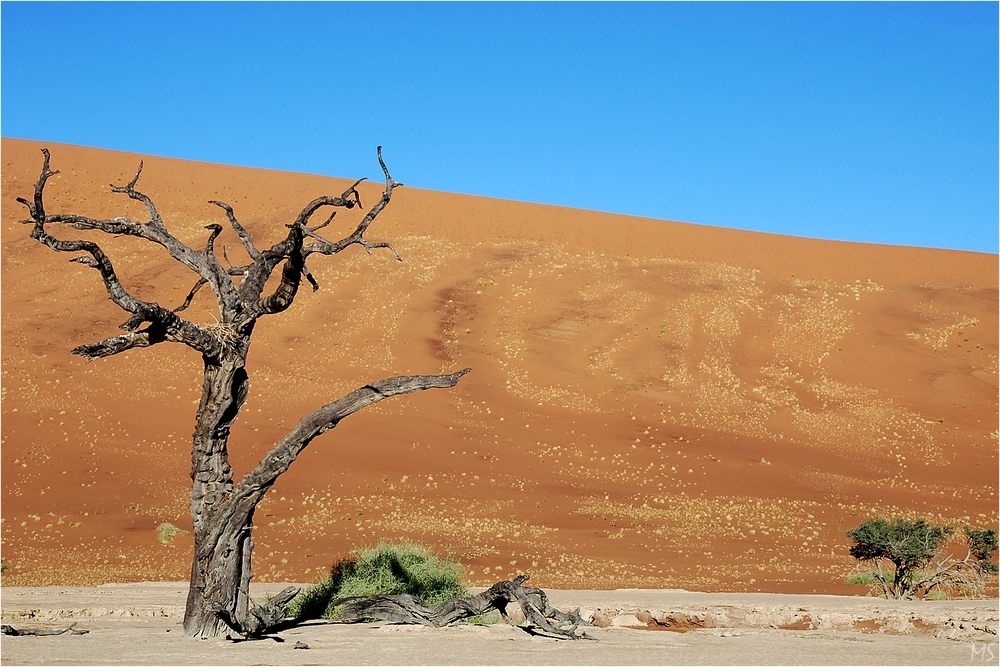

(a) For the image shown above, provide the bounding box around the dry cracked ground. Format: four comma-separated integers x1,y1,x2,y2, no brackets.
1,583,997,665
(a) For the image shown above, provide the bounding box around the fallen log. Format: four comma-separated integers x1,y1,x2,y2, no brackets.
333,574,593,639
1,622,88,636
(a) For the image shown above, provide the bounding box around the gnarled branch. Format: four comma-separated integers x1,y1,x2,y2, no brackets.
21,150,239,359
209,200,263,262
71,327,166,360
28,217,219,358
255,224,307,316
335,575,593,640
228,368,472,510
302,146,402,262
231,146,402,309
174,279,208,313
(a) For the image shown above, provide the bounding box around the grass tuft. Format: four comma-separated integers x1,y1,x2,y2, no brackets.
156,522,190,544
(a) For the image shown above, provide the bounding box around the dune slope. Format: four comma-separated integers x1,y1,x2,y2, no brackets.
2,139,996,594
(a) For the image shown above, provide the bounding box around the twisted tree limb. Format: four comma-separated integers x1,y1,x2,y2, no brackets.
334,575,593,640
302,147,402,261
209,200,263,262
1,622,88,636
235,368,472,499
18,149,225,360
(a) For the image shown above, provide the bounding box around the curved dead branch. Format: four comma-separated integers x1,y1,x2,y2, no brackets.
210,200,263,262
20,149,230,359
195,369,474,576
255,224,306,316
302,146,403,263
335,575,593,640
70,328,168,360
1,622,89,637
204,224,223,255
231,368,471,507
174,279,208,313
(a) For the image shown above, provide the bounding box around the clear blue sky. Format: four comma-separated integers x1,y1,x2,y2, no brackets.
3,2,997,253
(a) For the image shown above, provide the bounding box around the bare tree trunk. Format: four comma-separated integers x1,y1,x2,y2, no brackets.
184,503,274,638
183,351,248,637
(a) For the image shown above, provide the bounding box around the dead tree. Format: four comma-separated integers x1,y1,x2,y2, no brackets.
334,575,593,639
20,148,470,639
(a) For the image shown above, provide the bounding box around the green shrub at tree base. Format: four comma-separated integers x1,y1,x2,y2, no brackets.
289,541,469,620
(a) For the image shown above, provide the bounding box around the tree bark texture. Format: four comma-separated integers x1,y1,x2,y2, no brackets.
21,148,470,638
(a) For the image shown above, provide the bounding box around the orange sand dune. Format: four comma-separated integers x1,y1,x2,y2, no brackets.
2,138,996,594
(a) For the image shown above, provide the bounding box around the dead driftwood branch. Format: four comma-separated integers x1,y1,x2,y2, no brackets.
333,575,593,640
1,622,89,636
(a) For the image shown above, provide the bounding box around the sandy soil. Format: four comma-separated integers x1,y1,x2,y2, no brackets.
1,138,997,595
1,583,997,665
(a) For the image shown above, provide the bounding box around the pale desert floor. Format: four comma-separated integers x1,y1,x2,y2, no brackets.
1,583,997,665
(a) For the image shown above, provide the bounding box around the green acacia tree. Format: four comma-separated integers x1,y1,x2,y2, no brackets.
846,518,998,599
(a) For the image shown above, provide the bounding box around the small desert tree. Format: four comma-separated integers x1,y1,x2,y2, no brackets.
20,148,470,638
846,518,998,599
